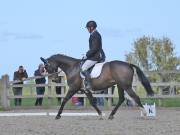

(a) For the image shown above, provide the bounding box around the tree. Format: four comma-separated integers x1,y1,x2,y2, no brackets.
126,36,180,95
126,36,180,72
126,36,180,82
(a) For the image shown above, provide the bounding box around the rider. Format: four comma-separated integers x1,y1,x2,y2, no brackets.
81,20,106,90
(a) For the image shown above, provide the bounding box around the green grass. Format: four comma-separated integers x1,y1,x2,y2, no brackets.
10,98,74,108
141,98,180,107
1,83,180,110
9,97,111,108
0,97,180,111
109,97,180,107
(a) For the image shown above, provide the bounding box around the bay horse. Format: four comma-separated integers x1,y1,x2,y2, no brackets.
40,54,154,120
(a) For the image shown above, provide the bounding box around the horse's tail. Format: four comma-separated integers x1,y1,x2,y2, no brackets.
130,64,154,96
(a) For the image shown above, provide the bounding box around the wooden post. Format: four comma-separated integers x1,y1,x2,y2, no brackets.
1,75,10,110
107,87,112,108
48,77,53,107
61,75,66,101
83,95,87,107
158,98,162,107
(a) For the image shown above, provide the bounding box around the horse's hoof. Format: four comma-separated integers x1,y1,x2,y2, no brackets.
108,115,114,120
99,116,103,120
99,117,103,120
143,112,147,117
55,115,61,120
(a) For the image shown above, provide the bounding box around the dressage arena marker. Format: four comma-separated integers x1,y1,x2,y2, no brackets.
0,112,106,117
141,103,156,117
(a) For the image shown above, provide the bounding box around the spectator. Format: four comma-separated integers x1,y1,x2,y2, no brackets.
13,65,28,106
78,96,84,106
77,90,84,106
52,68,62,104
71,96,80,106
34,64,46,106
71,91,83,106
94,90,104,106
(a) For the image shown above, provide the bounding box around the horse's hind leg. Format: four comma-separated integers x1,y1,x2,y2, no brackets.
108,85,125,120
125,87,147,116
84,90,103,120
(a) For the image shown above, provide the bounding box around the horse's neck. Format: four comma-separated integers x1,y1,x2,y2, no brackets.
57,59,80,76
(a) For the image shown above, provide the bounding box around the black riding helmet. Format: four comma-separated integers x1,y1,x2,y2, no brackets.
86,20,97,28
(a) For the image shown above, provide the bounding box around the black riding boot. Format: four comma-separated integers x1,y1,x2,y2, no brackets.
82,71,92,90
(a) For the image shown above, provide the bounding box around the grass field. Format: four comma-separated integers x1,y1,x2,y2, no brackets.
141,98,180,107
7,97,180,108
1,82,180,110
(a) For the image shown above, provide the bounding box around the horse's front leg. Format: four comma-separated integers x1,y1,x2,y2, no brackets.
56,89,77,120
84,90,103,120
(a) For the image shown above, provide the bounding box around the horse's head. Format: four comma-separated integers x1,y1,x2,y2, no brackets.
40,57,58,74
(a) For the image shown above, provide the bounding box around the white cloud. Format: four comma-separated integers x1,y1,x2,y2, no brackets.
0,32,43,42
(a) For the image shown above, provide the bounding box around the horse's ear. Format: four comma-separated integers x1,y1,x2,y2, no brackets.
40,57,48,65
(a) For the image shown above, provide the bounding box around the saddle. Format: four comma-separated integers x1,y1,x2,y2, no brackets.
80,62,106,78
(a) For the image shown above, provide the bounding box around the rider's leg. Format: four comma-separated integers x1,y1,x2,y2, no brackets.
81,60,97,90
82,71,92,89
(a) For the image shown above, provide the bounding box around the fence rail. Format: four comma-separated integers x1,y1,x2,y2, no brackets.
0,70,180,110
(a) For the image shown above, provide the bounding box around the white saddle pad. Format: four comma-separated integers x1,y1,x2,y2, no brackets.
80,62,106,78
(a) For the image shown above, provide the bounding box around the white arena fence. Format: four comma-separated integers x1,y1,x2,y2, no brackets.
0,70,180,110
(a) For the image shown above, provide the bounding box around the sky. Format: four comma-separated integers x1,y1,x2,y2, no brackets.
0,0,180,79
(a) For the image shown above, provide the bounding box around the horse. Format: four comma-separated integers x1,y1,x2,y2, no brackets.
40,54,154,120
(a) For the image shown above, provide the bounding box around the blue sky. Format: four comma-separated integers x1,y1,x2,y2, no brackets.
0,0,180,78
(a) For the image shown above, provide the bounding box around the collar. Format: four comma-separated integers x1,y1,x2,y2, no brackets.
90,29,96,35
